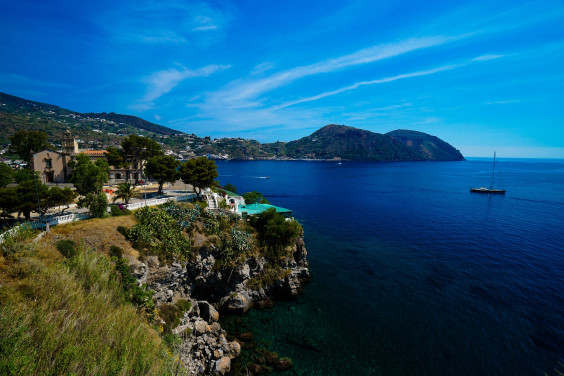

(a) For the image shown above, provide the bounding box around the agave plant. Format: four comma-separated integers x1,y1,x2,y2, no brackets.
112,182,139,205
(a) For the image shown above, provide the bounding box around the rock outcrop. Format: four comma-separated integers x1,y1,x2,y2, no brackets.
136,235,309,375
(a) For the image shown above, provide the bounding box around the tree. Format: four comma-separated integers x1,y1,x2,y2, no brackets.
0,187,18,219
14,179,48,220
251,208,301,258
223,183,237,193
0,162,13,187
179,157,218,200
39,187,77,216
242,191,269,205
112,183,139,205
9,130,49,164
105,146,124,169
144,155,180,195
78,192,108,218
69,154,109,196
120,135,163,183
14,168,39,184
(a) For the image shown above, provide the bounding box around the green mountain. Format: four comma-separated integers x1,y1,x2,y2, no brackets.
0,92,464,161
0,92,181,149
276,124,464,161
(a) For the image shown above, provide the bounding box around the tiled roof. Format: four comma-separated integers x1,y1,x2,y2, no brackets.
81,150,108,156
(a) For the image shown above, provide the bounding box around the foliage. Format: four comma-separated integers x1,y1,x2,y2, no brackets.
0,162,13,188
39,186,77,216
77,192,108,218
112,182,139,205
69,153,109,196
129,206,191,260
120,135,163,183
110,205,130,217
13,168,39,184
0,247,182,375
109,245,123,259
179,157,218,200
117,225,129,238
242,191,269,204
0,225,36,259
114,257,156,321
251,208,301,259
145,155,180,194
159,299,192,334
9,129,49,163
223,183,237,193
161,202,201,230
56,239,77,258
14,179,47,220
231,227,252,253
105,146,124,168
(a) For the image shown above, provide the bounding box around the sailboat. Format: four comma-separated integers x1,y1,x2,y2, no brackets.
471,152,506,194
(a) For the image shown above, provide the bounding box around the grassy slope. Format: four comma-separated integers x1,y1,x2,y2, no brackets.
0,219,184,376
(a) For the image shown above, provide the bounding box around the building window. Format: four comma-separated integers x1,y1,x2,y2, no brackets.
45,159,53,168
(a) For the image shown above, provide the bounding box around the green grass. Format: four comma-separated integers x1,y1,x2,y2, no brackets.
0,245,185,376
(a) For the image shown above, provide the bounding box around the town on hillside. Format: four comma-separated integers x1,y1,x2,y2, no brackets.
0,130,292,232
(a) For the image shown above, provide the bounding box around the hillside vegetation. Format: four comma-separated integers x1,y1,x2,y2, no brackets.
0,222,184,376
1,92,464,161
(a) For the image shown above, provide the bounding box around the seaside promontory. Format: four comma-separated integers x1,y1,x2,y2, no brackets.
0,199,309,375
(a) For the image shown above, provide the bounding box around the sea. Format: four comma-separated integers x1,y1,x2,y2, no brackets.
215,158,564,376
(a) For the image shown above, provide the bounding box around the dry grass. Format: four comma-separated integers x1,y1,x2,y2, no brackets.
42,216,138,259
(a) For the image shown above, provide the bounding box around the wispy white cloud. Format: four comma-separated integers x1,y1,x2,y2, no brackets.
275,55,504,109
485,99,522,105
94,1,233,45
200,34,468,111
134,64,230,110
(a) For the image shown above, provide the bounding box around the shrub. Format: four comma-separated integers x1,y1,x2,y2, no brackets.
8,257,44,279
56,239,77,259
251,208,301,259
0,226,36,259
129,206,191,260
117,225,129,238
110,205,130,217
159,299,192,334
114,257,155,321
77,192,108,218
109,245,123,259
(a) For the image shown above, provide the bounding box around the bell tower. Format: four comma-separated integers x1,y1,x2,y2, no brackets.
61,130,78,155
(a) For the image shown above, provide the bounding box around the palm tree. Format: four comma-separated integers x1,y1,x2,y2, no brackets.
112,182,139,205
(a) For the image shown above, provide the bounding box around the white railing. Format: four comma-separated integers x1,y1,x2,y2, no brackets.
122,193,196,210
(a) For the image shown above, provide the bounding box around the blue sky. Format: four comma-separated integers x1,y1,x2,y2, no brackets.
1,0,563,157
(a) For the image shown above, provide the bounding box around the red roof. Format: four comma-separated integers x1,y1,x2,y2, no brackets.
81,150,108,156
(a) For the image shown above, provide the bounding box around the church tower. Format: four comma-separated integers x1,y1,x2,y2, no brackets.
61,130,79,155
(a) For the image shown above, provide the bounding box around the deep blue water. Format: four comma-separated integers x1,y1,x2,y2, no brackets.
216,159,564,376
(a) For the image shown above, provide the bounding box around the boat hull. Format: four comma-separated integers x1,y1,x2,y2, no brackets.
470,188,506,194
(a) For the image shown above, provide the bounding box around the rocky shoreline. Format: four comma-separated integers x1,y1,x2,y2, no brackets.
130,234,309,375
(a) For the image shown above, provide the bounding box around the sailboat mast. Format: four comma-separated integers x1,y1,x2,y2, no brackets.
490,151,496,189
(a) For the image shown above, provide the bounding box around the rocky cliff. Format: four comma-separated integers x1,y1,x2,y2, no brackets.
130,234,309,375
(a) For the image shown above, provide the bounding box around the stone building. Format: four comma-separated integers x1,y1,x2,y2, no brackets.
32,130,143,184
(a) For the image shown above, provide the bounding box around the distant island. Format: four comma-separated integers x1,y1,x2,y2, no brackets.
0,92,463,161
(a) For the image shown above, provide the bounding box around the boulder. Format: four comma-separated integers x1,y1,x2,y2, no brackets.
223,340,241,359
194,320,211,335
223,292,252,313
198,301,220,323
214,356,231,375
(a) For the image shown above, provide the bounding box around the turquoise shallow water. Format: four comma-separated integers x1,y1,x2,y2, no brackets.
216,159,564,376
